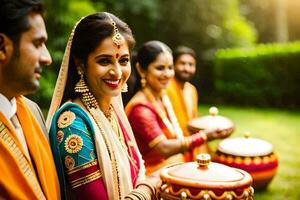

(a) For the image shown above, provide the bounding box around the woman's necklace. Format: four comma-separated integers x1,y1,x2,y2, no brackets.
108,109,139,170
143,87,183,139
81,98,121,199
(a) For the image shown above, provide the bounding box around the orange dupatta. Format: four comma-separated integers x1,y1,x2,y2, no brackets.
167,78,198,137
167,78,209,160
0,96,60,200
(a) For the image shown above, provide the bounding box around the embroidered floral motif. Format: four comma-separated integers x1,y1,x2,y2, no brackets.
57,130,64,144
65,134,83,154
65,155,75,170
57,111,76,128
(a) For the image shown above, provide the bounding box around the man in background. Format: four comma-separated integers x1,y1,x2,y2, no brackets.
167,46,209,161
0,0,60,199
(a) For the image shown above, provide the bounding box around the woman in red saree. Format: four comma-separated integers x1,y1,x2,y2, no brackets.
47,13,157,200
126,41,224,175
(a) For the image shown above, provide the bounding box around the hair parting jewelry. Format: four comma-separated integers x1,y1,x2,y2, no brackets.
106,13,124,48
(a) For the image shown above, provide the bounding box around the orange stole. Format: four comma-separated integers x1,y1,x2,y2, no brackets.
0,96,60,200
167,78,209,160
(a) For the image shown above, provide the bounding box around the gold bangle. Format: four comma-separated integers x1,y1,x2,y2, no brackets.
136,182,156,196
131,189,148,199
124,194,138,200
180,138,189,152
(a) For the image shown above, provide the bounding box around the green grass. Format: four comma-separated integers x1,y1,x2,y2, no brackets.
199,104,300,200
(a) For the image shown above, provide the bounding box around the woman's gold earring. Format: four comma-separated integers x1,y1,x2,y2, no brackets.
74,71,88,93
121,83,128,93
141,77,146,88
74,71,98,109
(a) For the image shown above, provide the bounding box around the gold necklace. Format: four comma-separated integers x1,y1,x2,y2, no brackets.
143,87,182,138
81,99,122,199
109,110,138,170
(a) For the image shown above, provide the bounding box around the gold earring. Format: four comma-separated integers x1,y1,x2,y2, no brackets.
74,71,98,109
121,83,128,93
74,71,88,93
0,52,5,60
141,77,146,88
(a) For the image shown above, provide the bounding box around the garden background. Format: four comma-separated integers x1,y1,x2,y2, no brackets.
31,0,300,199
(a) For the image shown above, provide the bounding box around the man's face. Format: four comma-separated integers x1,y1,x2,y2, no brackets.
2,12,51,97
174,54,196,83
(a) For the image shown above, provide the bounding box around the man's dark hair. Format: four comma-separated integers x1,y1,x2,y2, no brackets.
173,46,196,64
0,0,44,44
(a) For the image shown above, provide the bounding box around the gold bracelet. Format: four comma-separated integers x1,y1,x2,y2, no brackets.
136,182,156,197
131,190,146,199
124,194,137,200
180,138,189,152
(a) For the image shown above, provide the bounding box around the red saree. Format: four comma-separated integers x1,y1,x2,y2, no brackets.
126,91,184,175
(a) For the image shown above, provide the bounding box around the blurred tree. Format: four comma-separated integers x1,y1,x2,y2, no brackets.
240,0,300,43
240,0,277,43
32,0,257,110
99,0,160,46
155,0,256,102
28,0,105,110
97,0,256,102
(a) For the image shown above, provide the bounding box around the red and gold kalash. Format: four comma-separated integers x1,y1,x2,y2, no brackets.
157,154,254,200
213,132,278,190
188,107,235,137
187,107,278,190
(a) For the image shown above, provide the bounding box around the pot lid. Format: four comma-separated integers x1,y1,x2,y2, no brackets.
188,107,234,132
160,154,252,190
217,132,273,157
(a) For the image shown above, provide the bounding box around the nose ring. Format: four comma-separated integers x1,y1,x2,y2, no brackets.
109,69,116,75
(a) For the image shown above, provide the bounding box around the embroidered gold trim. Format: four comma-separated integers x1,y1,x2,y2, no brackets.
70,170,102,188
57,111,76,128
0,121,46,200
160,183,254,200
82,102,122,199
67,159,98,175
215,152,277,165
149,135,166,148
64,155,75,170
64,134,83,154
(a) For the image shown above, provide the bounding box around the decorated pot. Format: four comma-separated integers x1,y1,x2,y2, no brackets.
157,154,254,200
188,107,235,137
213,132,278,190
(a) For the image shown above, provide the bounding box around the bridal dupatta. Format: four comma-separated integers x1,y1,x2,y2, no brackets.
46,17,146,200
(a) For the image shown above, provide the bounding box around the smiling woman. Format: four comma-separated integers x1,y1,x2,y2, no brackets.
125,41,228,175
46,12,157,200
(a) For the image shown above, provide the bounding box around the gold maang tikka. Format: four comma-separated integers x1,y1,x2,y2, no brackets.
106,13,124,48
